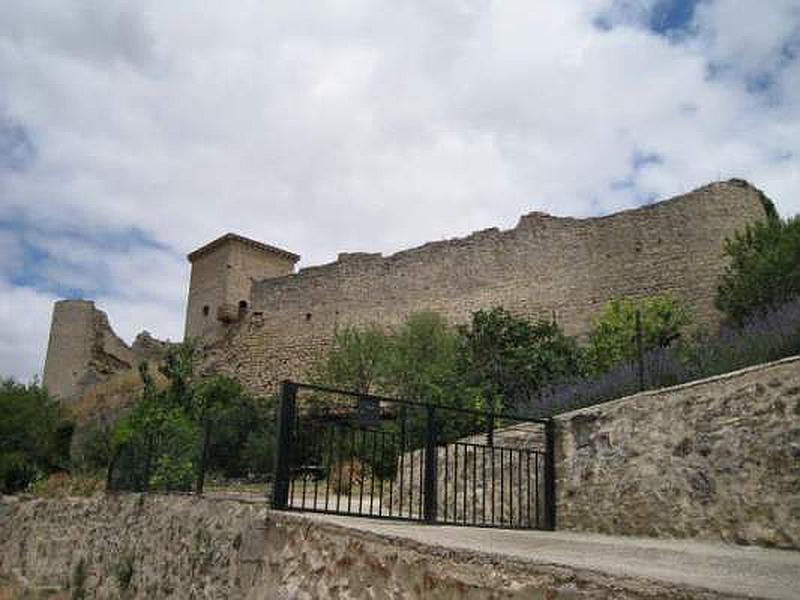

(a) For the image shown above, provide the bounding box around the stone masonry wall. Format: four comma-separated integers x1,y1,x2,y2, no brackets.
42,300,170,402
204,180,768,396
554,355,800,549
0,494,748,599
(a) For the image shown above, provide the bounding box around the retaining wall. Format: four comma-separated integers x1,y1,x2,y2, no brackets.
0,494,749,599
554,355,800,549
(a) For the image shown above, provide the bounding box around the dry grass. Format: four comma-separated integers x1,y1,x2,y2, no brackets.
68,365,167,425
330,458,371,496
29,473,104,498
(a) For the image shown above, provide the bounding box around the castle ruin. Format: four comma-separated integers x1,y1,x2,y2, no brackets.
43,179,771,401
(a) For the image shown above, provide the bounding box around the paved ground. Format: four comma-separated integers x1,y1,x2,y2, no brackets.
298,512,800,600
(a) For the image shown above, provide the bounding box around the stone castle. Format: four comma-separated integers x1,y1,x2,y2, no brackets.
43,179,771,401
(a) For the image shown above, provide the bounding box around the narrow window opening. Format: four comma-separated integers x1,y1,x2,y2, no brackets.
305,312,312,321
202,305,210,317
238,300,248,318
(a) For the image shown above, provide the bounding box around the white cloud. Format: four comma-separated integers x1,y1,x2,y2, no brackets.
0,280,56,381
0,0,798,379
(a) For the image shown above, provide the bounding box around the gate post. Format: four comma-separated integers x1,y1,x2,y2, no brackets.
271,380,297,509
543,419,557,531
423,405,438,523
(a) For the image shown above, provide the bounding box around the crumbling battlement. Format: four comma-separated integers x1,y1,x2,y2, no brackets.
42,300,170,401
43,179,771,400
201,179,770,396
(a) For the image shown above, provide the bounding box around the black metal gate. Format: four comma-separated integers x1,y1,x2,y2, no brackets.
271,381,555,530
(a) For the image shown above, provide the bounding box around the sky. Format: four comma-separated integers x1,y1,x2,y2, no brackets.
1,0,798,381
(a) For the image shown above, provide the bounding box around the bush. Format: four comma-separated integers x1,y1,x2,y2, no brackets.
0,379,73,493
109,343,276,491
310,324,390,394
585,294,690,374
716,215,800,324
459,307,585,411
537,297,800,416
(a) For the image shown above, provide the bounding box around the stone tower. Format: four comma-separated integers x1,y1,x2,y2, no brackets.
42,300,136,400
184,233,300,342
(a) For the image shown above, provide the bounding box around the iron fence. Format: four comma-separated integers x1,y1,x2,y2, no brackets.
272,381,555,530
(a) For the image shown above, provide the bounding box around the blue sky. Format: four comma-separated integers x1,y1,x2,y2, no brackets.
1,0,799,380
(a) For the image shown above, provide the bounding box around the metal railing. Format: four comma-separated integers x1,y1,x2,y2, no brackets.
272,381,556,530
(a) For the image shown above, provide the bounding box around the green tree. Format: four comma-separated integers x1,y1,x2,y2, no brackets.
309,324,390,393
384,312,482,442
110,343,274,491
0,379,73,493
459,307,585,412
716,216,800,324
586,294,690,374
385,312,472,405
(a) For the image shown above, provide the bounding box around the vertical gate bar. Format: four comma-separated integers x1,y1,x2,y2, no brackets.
292,398,300,505
418,439,424,519
443,443,449,522
499,448,504,525
358,429,366,515
462,445,467,524
472,444,477,524
408,436,414,518
300,425,308,510
271,380,296,510
398,429,405,516
518,450,523,527
511,449,516,526
491,445,496,525
423,405,438,523
370,430,378,516
312,422,320,510
336,432,343,513
526,451,531,528
347,427,355,513
454,444,459,521
482,445,487,524
325,425,334,512
544,419,556,531
535,450,540,528
388,431,394,517
370,429,377,515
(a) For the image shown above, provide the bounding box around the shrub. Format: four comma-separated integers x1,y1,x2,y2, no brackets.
716,215,800,324
0,379,73,493
585,294,690,374
310,324,390,394
459,307,585,411
109,343,276,491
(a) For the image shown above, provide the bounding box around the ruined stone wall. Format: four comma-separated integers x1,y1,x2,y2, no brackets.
42,300,169,402
554,355,800,549
206,180,769,396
